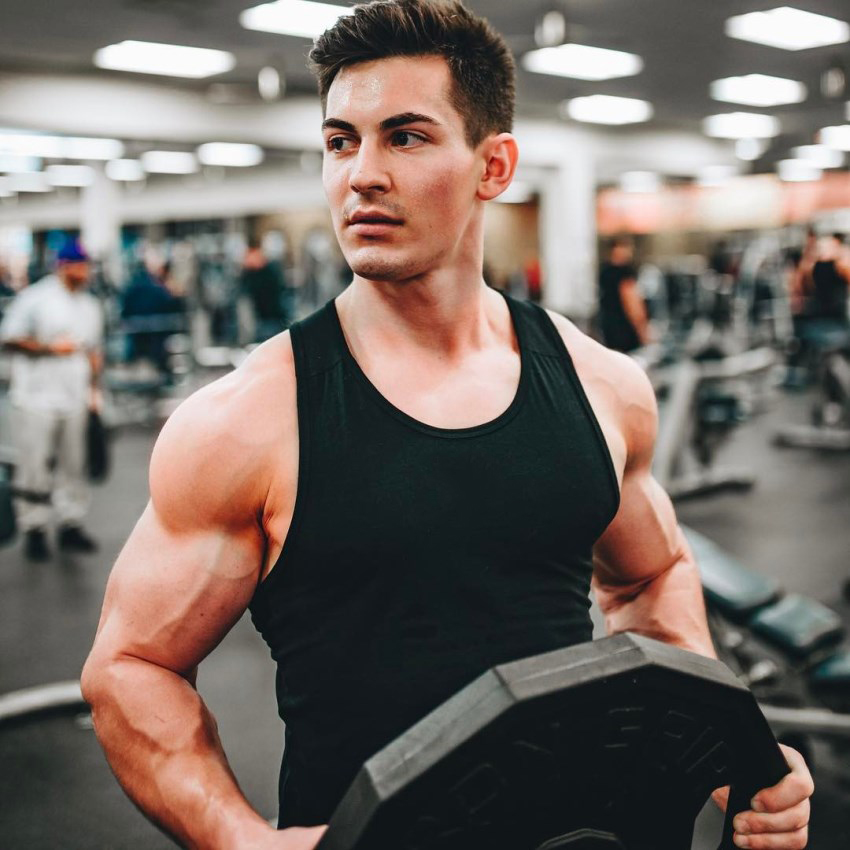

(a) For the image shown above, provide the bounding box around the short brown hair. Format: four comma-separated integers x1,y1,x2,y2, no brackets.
309,0,515,148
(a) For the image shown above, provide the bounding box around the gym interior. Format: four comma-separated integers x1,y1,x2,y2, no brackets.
1,1,850,848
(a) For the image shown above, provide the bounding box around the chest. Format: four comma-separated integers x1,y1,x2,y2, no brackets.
32,292,91,341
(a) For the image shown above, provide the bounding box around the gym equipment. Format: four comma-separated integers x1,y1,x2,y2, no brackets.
775,335,850,451
653,348,775,500
317,633,788,850
686,526,850,756
0,681,85,726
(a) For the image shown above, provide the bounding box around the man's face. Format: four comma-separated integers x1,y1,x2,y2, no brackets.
60,261,91,289
322,55,484,283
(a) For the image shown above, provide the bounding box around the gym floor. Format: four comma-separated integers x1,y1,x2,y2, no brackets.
1,384,849,849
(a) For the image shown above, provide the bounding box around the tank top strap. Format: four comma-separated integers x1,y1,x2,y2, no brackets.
289,299,347,379
504,294,575,362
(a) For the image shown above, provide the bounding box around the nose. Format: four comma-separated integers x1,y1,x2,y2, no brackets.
348,140,390,195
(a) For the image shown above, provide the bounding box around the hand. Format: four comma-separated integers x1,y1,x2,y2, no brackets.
712,744,813,849
49,338,78,355
88,386,104,413
279,826,327,849
241,825,327,850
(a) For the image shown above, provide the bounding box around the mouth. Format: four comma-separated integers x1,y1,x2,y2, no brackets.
347,210,404,227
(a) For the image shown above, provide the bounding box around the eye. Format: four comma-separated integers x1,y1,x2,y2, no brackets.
392,130,426,148
326,136,355,153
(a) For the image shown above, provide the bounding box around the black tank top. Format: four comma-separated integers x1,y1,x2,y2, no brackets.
811,260,849,321
249,293,620,827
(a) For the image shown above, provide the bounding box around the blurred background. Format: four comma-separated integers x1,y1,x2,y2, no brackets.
1,1,849,847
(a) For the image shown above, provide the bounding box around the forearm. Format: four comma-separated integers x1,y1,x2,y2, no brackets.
620,286,650,344
82,656,275,850
594,550,716,658
2,337,48,356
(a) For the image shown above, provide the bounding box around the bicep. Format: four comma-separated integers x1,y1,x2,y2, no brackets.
593,467,684,590
591,361,684,590
94,499,265,676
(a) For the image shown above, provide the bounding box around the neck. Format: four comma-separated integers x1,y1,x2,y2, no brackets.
336,213,508,357
337,264,504,360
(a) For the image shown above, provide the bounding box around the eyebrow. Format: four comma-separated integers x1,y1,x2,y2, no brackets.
321,112,441,133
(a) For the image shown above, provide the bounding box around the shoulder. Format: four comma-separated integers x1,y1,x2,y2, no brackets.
543,308,656,467
150,332,297,529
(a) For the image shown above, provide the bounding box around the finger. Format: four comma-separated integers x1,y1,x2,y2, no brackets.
732,826,808,849
751,746,814,814
712,785,730,811
733,798,810,835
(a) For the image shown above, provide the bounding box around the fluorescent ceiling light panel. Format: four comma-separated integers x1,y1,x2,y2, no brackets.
778,159,822,181
141,151,198,174
620,171,661,193
820,124,850,151
704,112,780,139
523,44,643,81
8,171,51,192
0,154,41,173
0,132,123,160
710,74,806,107
46,164,95,187
564,95,653,125
94,40,235,79
197,143,264,167
792,144,844,168
697,165,739,187
735,138,768,161
105,159,146,181
240,0,353,39
726,7,850,51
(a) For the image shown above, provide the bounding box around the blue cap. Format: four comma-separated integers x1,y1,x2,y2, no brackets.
57,239,90,263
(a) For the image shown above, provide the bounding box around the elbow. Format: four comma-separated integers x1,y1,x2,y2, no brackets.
80,652,106,709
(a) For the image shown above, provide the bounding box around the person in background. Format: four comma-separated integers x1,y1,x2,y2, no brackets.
240,236,289,342
0,239,102,561
121,252,184,379
798,232,850,328
598,236,649,353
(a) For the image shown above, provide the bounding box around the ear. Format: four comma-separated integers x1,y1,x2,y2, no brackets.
476,133,520,202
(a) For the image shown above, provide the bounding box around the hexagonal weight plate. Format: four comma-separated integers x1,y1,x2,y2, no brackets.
317,633,788,850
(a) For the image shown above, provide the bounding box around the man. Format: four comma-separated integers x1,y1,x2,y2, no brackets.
597,237,649,353
1,239,102,560
240,236,290,342
81,3,813,849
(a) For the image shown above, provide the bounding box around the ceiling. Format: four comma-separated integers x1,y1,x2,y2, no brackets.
0,0,849,170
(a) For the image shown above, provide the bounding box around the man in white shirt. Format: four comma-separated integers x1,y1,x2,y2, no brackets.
0,240,103,560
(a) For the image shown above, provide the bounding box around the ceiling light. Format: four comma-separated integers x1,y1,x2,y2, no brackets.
620,171,661,193
0,132,123,160
140,151,198,174
704,112,780,139
736,138,768,161
106,159,146,182
0,154,41,173
258,66,283,101
240,0,353,39
792,144,844,168
46,164,95,187
94,40,235,79
777,159,822,181
710,74,806,107
197,143,264,167
8,172,51,192
563,95,653,125
820,124,850,150
725,7,850,51
523,44,643,81
697,165,739,187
